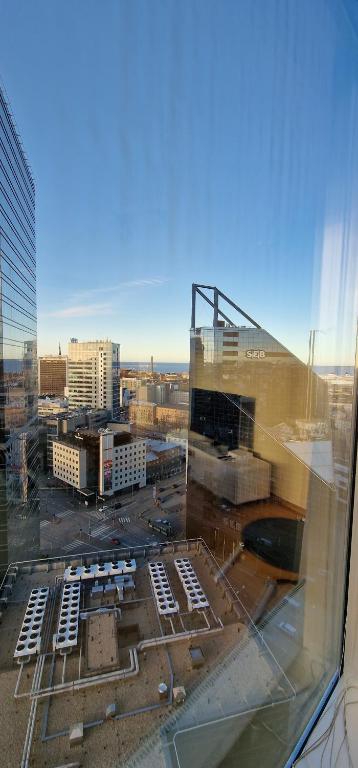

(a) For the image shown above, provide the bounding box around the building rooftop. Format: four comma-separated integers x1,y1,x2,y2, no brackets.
0,539,281,768
146,440,180,454
55,429,143,450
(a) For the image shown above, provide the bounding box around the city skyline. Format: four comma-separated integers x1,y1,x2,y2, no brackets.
1,3,358,768
1,1,357,366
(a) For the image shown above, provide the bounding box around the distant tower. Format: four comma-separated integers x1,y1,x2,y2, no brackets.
59,341,62,356
151,355,154,375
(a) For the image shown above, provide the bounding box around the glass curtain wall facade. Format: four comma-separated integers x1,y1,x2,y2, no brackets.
126,3,358,767
174,301,355,767
0,86,39,569
1,1,358,767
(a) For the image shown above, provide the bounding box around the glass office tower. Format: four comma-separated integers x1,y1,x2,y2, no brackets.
184,285,355,767
0,86,39,569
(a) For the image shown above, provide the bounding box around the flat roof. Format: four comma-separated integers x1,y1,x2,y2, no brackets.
0,539,253,768
0,538,297,768
146,440,180,453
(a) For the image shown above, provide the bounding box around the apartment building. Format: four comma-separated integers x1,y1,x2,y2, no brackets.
67,339,120,418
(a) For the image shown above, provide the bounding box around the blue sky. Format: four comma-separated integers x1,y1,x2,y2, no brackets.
1,0,358,365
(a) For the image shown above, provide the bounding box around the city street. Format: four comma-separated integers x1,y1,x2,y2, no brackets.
39,472,186,558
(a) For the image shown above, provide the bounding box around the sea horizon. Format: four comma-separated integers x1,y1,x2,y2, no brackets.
121,361,189,373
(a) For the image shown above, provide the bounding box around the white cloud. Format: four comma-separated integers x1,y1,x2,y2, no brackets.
121,278,169,288
70,276,169,301
45,303,114,318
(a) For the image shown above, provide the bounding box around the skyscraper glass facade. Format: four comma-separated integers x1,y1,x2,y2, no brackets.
1,1,358,767
0,86,39,569
186,297,356,766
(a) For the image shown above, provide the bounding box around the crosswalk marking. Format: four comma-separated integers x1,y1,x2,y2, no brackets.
91,510,107,520
57,509,73,519
40,520,50,528
62,539,84,552
118,517,130,524
101,527,123,540
91,523,111,538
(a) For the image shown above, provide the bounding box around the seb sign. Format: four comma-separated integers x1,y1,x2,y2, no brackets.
246,349,266,359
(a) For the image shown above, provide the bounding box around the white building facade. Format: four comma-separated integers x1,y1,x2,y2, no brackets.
53,441,87,489
67,339,120,417
99,430,146,495
53,428,146,495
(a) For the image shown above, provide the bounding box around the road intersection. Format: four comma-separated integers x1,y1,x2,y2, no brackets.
39,473,186,557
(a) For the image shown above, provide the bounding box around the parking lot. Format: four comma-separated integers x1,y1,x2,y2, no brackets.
39,472,186,557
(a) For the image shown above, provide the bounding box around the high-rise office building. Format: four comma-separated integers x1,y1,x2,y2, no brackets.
38,354,67,396
0,86,39,569
67,339,120,417
188,285,332,594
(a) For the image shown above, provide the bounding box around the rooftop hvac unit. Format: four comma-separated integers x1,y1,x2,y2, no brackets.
54,582,80,652
14,587,49,659
64,559,136,583
148,561,178,616
174,558,209,612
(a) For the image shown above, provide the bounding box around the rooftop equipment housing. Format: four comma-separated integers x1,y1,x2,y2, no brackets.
14,587,49,659
64,559,136,583
54,582,81,652
148,561,178,616
174,558,209,611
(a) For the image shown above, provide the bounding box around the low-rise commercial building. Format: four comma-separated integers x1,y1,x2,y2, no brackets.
156,404,189,429
165,429,188,454
53,426,146,496
129,401,157,426
38,397,68,417
145,439,184,482
39,408,111,471
52,440,87,489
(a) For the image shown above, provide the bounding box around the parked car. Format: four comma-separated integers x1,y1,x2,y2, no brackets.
147,518,173,537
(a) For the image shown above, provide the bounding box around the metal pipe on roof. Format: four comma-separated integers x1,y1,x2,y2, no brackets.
29,647,139,700
136,620,224,652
